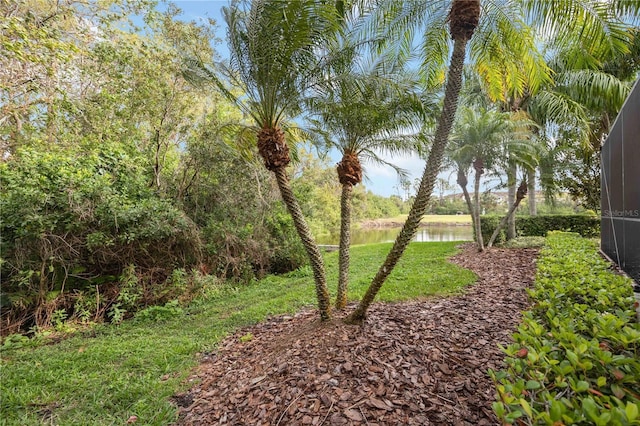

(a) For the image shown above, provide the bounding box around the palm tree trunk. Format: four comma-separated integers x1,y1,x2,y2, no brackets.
274,167,331,320
507,163,517,240
527,168,536,215
336,183,352,310
346,36,468,324
457,169,475,233
473,167,484,251
488,180,527,247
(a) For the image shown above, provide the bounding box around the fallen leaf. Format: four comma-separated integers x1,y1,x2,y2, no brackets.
344,409,363,421
250,375,266,385
369,397,392,411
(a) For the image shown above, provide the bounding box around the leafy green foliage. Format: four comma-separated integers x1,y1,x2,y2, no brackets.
0,242,475,425
499,236,547,249
134,301,184,323
491,232,639,425
480,214,600,244
0,143,201,329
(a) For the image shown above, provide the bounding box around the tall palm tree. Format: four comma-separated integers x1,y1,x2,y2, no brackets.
346,0,636,322
346,0,481,323
184,0,339,320
307,66,425,309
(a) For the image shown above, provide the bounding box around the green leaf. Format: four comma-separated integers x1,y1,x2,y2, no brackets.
582,398,599,421
575,380,589,392
625,401,638,421
525,380,541,390
550,399,564,421
520,398,533,418
611,383,625,399
492,401,506,418
566,350,579,365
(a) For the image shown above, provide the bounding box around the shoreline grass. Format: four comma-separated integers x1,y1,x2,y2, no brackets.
0,241,476,426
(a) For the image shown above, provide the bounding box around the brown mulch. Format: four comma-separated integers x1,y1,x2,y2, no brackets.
175,244,539,425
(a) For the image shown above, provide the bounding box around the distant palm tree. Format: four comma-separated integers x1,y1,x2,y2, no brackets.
448,107,512,250
307,64,425,309
184,0,340,320
507,31,637,217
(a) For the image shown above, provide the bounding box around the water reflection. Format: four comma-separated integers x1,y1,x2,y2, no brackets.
317,225,473,245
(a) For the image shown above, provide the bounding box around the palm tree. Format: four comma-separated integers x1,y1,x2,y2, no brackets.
346,0,636,322
487,179,527,247
184,0,339,320
505,28,638,216
346,0,481,323
307,66,425,309
448,106,512,251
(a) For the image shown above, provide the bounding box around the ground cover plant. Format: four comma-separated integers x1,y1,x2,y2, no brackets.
491,232,640,425
0,242,475,425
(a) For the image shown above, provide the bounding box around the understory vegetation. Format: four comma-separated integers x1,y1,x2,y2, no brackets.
0,1,411,334
0,141,410,334
0,242,475,425
492,232,640,425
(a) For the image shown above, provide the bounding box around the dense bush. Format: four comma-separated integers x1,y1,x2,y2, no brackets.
0,143,202,331
202,205,306,279
177,138,308,280
480,214,600,244
491,232,640,425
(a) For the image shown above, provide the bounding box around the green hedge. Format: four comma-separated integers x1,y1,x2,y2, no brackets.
480,215,600,244
490,232,640,425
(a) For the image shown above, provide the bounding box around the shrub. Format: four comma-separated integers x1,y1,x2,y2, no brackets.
490,232,639,425
264,207,307,274
480,214,600,243
0,143,202,331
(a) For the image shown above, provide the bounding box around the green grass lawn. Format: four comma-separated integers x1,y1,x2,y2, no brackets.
0,242,476,426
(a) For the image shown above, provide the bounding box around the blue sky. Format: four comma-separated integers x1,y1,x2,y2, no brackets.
164,1,439,198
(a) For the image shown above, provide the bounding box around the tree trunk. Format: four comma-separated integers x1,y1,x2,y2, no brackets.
488,180,527,247
457,169,475,231
527,168,536,215
346,36,469,324
336,183,353,310
274,167,331,320
507,163,517,240
473,165,484,251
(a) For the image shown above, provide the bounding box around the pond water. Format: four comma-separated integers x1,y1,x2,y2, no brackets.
317,225,474,245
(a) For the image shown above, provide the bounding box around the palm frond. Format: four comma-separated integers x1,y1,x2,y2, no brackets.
472,1,552,100
220,0,342,128
555,69,631,112
528,90,591,147
524,0,634,67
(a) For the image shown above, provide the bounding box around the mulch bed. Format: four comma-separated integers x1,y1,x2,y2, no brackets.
175,244,539,425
